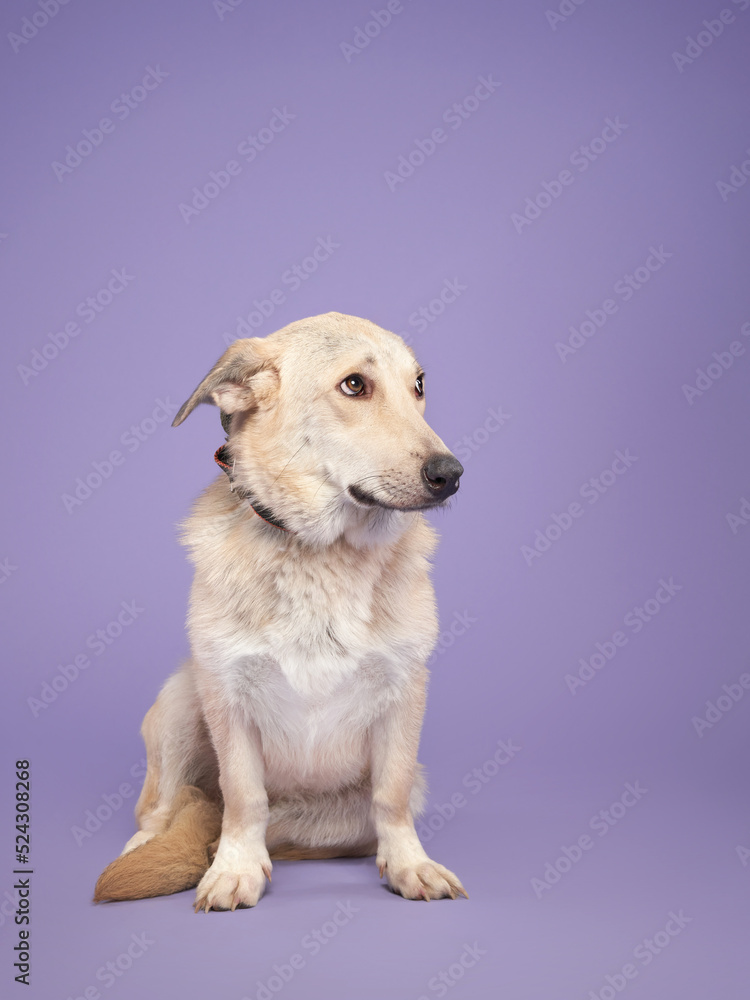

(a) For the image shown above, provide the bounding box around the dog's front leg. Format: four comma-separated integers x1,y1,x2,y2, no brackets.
194,687,272,912
371,666,468,901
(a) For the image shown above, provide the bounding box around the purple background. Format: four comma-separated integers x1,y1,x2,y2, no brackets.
1,0,749,997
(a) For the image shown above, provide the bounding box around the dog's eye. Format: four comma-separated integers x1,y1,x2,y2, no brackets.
415,375,425,398
341,374,366,396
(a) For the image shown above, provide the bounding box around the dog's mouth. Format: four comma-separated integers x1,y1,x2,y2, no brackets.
347,484,454,512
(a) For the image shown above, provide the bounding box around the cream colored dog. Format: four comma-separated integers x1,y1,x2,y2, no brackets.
94,312,467,910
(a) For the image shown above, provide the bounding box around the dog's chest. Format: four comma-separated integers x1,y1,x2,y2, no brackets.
191,512,434,710
212,542,417,740
244,547,402,696
224,565,406,786
189,517,435,788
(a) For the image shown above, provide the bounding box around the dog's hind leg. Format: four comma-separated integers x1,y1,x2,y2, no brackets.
265,783,375,860
264,768,424,861
94,666,222,902
122,666,217,855
263,763,429,861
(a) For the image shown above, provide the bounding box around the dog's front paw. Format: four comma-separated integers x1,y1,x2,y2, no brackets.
194,856,272,912
379,858,468,901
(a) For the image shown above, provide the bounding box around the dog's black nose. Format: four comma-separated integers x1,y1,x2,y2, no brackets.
422,454,464,499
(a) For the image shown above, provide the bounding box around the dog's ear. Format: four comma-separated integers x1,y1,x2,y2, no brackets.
172,339,269,427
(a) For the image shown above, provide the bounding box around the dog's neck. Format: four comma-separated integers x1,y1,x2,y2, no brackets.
214,444,291,533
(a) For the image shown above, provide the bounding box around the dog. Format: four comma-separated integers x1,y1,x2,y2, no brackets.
94,311,467,910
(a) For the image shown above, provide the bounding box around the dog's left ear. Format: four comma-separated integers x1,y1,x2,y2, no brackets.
172,339,270,427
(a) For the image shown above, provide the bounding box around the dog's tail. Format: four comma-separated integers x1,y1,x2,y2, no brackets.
93,786,221,902
93,785,378,902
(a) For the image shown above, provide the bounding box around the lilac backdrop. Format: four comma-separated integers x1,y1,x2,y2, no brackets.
1,0,749,997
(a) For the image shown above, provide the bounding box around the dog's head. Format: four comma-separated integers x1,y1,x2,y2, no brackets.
173,312,463,545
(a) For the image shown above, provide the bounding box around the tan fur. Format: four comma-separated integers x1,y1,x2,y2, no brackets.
94,313,467,908
94,786,221,901
94,786,378,903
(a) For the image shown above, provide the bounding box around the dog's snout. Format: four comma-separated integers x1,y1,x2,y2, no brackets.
422,454,464,499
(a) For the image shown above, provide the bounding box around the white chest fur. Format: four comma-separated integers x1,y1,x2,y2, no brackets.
184,502,438,791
